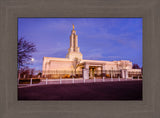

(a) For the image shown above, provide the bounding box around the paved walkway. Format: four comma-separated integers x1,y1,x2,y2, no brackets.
18,80,142,100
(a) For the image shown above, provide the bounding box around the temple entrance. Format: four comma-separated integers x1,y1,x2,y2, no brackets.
89,66,96,79
89,66,103,79
80,62,105,80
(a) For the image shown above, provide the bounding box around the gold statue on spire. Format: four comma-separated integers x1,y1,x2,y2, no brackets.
73,24,75,30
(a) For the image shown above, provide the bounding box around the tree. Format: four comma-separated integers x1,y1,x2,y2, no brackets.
119,61,130,69
19,66,30,79
141,66,143,74
18,38,36,69
72,58,81,77
132,63,140,69
30,68,35,78
19,67,35,79
37,72,42,78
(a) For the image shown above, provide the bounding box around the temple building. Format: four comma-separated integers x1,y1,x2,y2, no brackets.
42,25,141,79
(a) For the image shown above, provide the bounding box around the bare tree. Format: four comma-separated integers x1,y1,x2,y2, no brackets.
72,58,81,77
119,61,130,69
19,67,35,79
30,68,35,78
18,37,36,69
19,66,30,79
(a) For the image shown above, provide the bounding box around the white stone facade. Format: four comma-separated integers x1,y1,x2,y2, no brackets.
66,25,82,60
42,25,141,78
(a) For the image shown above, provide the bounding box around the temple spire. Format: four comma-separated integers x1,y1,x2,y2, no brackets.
66,25,83,60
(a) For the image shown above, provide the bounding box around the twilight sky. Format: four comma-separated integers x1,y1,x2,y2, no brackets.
18,18,143,70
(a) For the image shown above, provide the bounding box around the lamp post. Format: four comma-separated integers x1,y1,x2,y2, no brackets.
72,77,75,84
94,76,96,83
46,78,48,85
60,77,62,84
30,78,32,85
118,76,120,81
111,67,113,81
45,63,47,78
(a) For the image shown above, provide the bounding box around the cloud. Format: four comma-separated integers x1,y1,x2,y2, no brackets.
85,53,104,60
19,18,142,70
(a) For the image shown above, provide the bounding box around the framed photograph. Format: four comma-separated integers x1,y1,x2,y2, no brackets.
17,18,143,101
0,0,160,118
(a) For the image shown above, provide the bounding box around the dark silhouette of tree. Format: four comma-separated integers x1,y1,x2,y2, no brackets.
132,63,140,69
19,67,35,79
141,66,143,73
19,66,30,79
37,72,42,77
30,68,35,78
18,38,36,69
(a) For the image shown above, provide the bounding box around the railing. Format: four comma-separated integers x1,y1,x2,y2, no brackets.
18,77,142,88
93,70,121,78
128,71,142,77
18,69,143,87
19,70,142,80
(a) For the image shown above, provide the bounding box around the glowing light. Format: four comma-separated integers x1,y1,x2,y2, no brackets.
31,58,34,62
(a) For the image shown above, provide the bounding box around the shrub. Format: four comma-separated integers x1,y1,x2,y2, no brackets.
19,78,41,84
66,74,71,78
62,74,71,78
74,74,82,78
106,74,110,78
133,76,143,79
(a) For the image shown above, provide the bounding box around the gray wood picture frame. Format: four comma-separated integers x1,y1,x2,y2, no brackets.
0,0,160,118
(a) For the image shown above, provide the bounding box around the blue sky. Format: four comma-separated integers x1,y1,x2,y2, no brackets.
18,18,143,70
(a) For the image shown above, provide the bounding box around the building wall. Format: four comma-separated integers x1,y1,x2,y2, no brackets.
43,57,133,73
42,57,139,79
49,61,73,71
42,57,83,76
